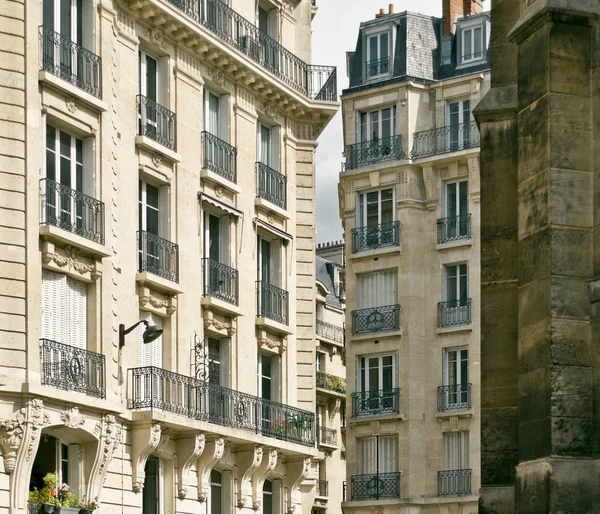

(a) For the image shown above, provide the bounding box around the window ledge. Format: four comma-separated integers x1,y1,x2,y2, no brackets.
136,272,184,295
316,387,346,399
349,411,405,424
436,238,473,251
437,324,473,335
318,442,338,452
135,135,182,163
435,408,474,420
255,316,293,336
40,224,111,258
201,295,244,317
254,197,291,220
349,244,402,260
351,327,402,343
200,168,241,194
456,58,486,70
39,71,108,112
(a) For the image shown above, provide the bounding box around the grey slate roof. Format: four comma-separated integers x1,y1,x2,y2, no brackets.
316,256,342,309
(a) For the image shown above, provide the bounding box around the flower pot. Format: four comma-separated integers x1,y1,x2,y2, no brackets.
59,508,80,514
42,504,55,513
79,510,93,514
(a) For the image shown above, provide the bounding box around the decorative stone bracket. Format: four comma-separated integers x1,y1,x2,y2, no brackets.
132,423,162,493
422,164,438,211
177,433,205,499
468,156,480,202
87,415,123,504
197,438,225,501
236,446,263,508
285,457,311,514
257,329,287,355
328,399,341,424
252,449,279,510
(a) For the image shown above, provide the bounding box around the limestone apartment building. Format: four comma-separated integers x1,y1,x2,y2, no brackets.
0,0,340,512
338,2,489,513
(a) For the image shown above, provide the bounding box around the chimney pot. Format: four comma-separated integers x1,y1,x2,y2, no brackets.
389,3,394,13
379,8,384,14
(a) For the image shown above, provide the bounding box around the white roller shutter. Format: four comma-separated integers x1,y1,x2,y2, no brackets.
357,273,376,310
222,470,233,514
68,444,81,498
377,269,396,307
42,270,63,342
272,479,282,514
82,0,95,51
66,277,87,349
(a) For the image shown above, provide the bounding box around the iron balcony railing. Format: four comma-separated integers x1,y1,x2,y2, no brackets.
201,131,237,183
437,214,472,244
137,94,177,151
138,230,179,283
316,479,329,498
411,121,480,159
351,388,400,417
438,384,472,412
438,469,472,496
39,26,102,99
316,371,346,394
366,56,390,78
351,221,400,253
316,319,344,344
40,179,105,244
203,258,239,306
351,472,401,501
438,299,472,328
40,339,106,399
128,366,315,446
256,281,289,325
346,135,405,170
319,426,338,447
184,0,337,101
256,162,287,210
352,304,400,335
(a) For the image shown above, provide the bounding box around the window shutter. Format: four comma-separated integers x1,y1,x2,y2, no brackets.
68,444,81,498
461,431,469,468
42,271,61,341
357,437,376,474
377,269,397,307
82,0,95,51
272,478,282,514
222,470,233,514
66,277,87,349
378,436,397,473
270,239,281,287
271,126,281,171
219,94,230,143
158,56,170,108
82,136,95,198
219,215,230,265
220,339,231,388
271,355,281,403
139,312,163,368
158,186,170,240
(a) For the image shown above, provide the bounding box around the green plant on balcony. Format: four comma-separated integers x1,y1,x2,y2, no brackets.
29,473,96,513
317,373,346,394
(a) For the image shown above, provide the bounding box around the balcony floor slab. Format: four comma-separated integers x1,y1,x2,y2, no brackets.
39,71,107,112
254,197,291,220
436,238,473,251
40,224,110,258
136,272,184,295
256,317,293,336
351,327,403,343
436,324,473,335
135,135,182,163
201,295,243,317
200,168,241,193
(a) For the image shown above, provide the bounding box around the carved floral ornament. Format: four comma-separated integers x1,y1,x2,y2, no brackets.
204,316,236,336
209,68,226,87
262,102,278,120
43,245,102,280
60,407,86,429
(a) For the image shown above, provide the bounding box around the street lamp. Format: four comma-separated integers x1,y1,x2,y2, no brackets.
119,320,163,348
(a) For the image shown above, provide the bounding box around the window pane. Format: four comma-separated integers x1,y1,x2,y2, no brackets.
366,191,379,227
258,7,269,34
368,358,379,391
146,183,159,209
464,28,472,59
474,27,482,57
60,131,71,158
461,350,468,384
381,109,391,140
60,156,71,188
208,92,220,135
446,182,457,217
382,364,393,391
146,209,159,236
380,33,388,60
360,112,367,142
262,355,272,377
369,36,378,62
370,112,379,141
146,55,157,102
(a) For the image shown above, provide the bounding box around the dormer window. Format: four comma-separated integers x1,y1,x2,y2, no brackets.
460,20,485,64
366,30,391,79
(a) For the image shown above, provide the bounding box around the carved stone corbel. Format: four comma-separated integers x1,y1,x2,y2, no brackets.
467,156,480,202
236,446,263,508
132,423,162,493
196,438,225,502
87,415,122,504
252,449,279,510
328,399,341,424
177,433,205,499
286,457,311,514
421,164,438,210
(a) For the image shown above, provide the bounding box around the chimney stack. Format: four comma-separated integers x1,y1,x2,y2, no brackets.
389,4,394,13
442,0,482,37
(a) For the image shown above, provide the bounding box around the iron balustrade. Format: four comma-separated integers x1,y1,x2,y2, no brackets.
438,299,472,327
39,26,102,99
40,339,106,399
316,371,346,394
316,319,344,344
201,131,237,183
346,135,405,170
40,178,105,244
351,221,400,253
438,469,472,496
256,281,289,325
437,214,472,244
351,388,400,417
319,426,338,447
193,0,336,101
352,304,400,335
351,472,401,501
438,384,472,411
137,94,177,151
316,479,329,497
411,121,480,159
203,258,239,306
256,162,287,210
138,230,180,283
128,366,316,446
366,57,390,78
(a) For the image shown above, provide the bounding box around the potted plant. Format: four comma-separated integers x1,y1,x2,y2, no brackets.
28,472,59,513
55,482,79,514
78,497,98,514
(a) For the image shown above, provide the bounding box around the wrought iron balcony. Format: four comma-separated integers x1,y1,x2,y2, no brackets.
319,426,338,447
316,371,346,394
40,178,105,244
438,384,472,412
351,221,400,253
203,258,239,306
256,281,289,325
351,388,400,417
138,230,179,283
137,94,177,151
438,469,472,496
352,304,400,335
316,479,329,498
39,26,102,99
41,339,106,399
128,366,316,446
201,131,237,183
366,57,390,78
351,472,401,501
411,121,480,159
256,162,287,210
437,214,472,244
316,319,344,344
345,135,405,170
438,299,472,328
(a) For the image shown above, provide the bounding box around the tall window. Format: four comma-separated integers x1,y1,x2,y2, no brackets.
443,180,469,238
43,0,83,43
357,435,398,474
443,348,469,407
30,435,81,500
358,108,396,143
258,237,282,287
210,469,222,514
462,25,483,62
447,99,471,149
444,264,468,304
142,456,163,514
139,180,169,272
263,479,273,514
357,188,394,228
257,123,280,170
256,4,278,71
358,354,395,394
204,89,230,142
205,337,230,387
258,353,280,402
357,270,397,310
205,212,230,265
316,352,325,372
443,431,469,470
366,31,390,77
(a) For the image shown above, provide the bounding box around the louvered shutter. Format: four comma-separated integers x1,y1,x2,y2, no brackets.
68,444,81,498
42,271,61,341
219,94,230,143
378,436,397,473
82,0,95,51
158,57,170,108
139,312,163,368
220,339,231,388
271,355,281,403
272,479,282,514
271,126,281,172
66,277,87,349
219,215,230,265
357,437,376,474
222,470,233,514
270,240,281,287
82,137,95,198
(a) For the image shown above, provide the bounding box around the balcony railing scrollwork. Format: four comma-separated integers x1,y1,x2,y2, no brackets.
351,472,401,501
319,425,338,447
316,319,344,344
352,304,400,335
138,230,180,283
316,371,346,394
256,281,289,325
137,94,177,151
128,366,315,446
256,162,287,210
437,214,471,244
351,388,400,417
316,479,329,498
40,178,105,244
201,131,237,183
346,135,405,170
41,338,106,399
351,221,400,253
438,469,472,496
438,299,472,328
438,384,472,412
39,26,102,99
411,121,480,159
203,258,239,306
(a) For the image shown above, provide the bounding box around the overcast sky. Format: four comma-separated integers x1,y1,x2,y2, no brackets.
311,0,490,244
